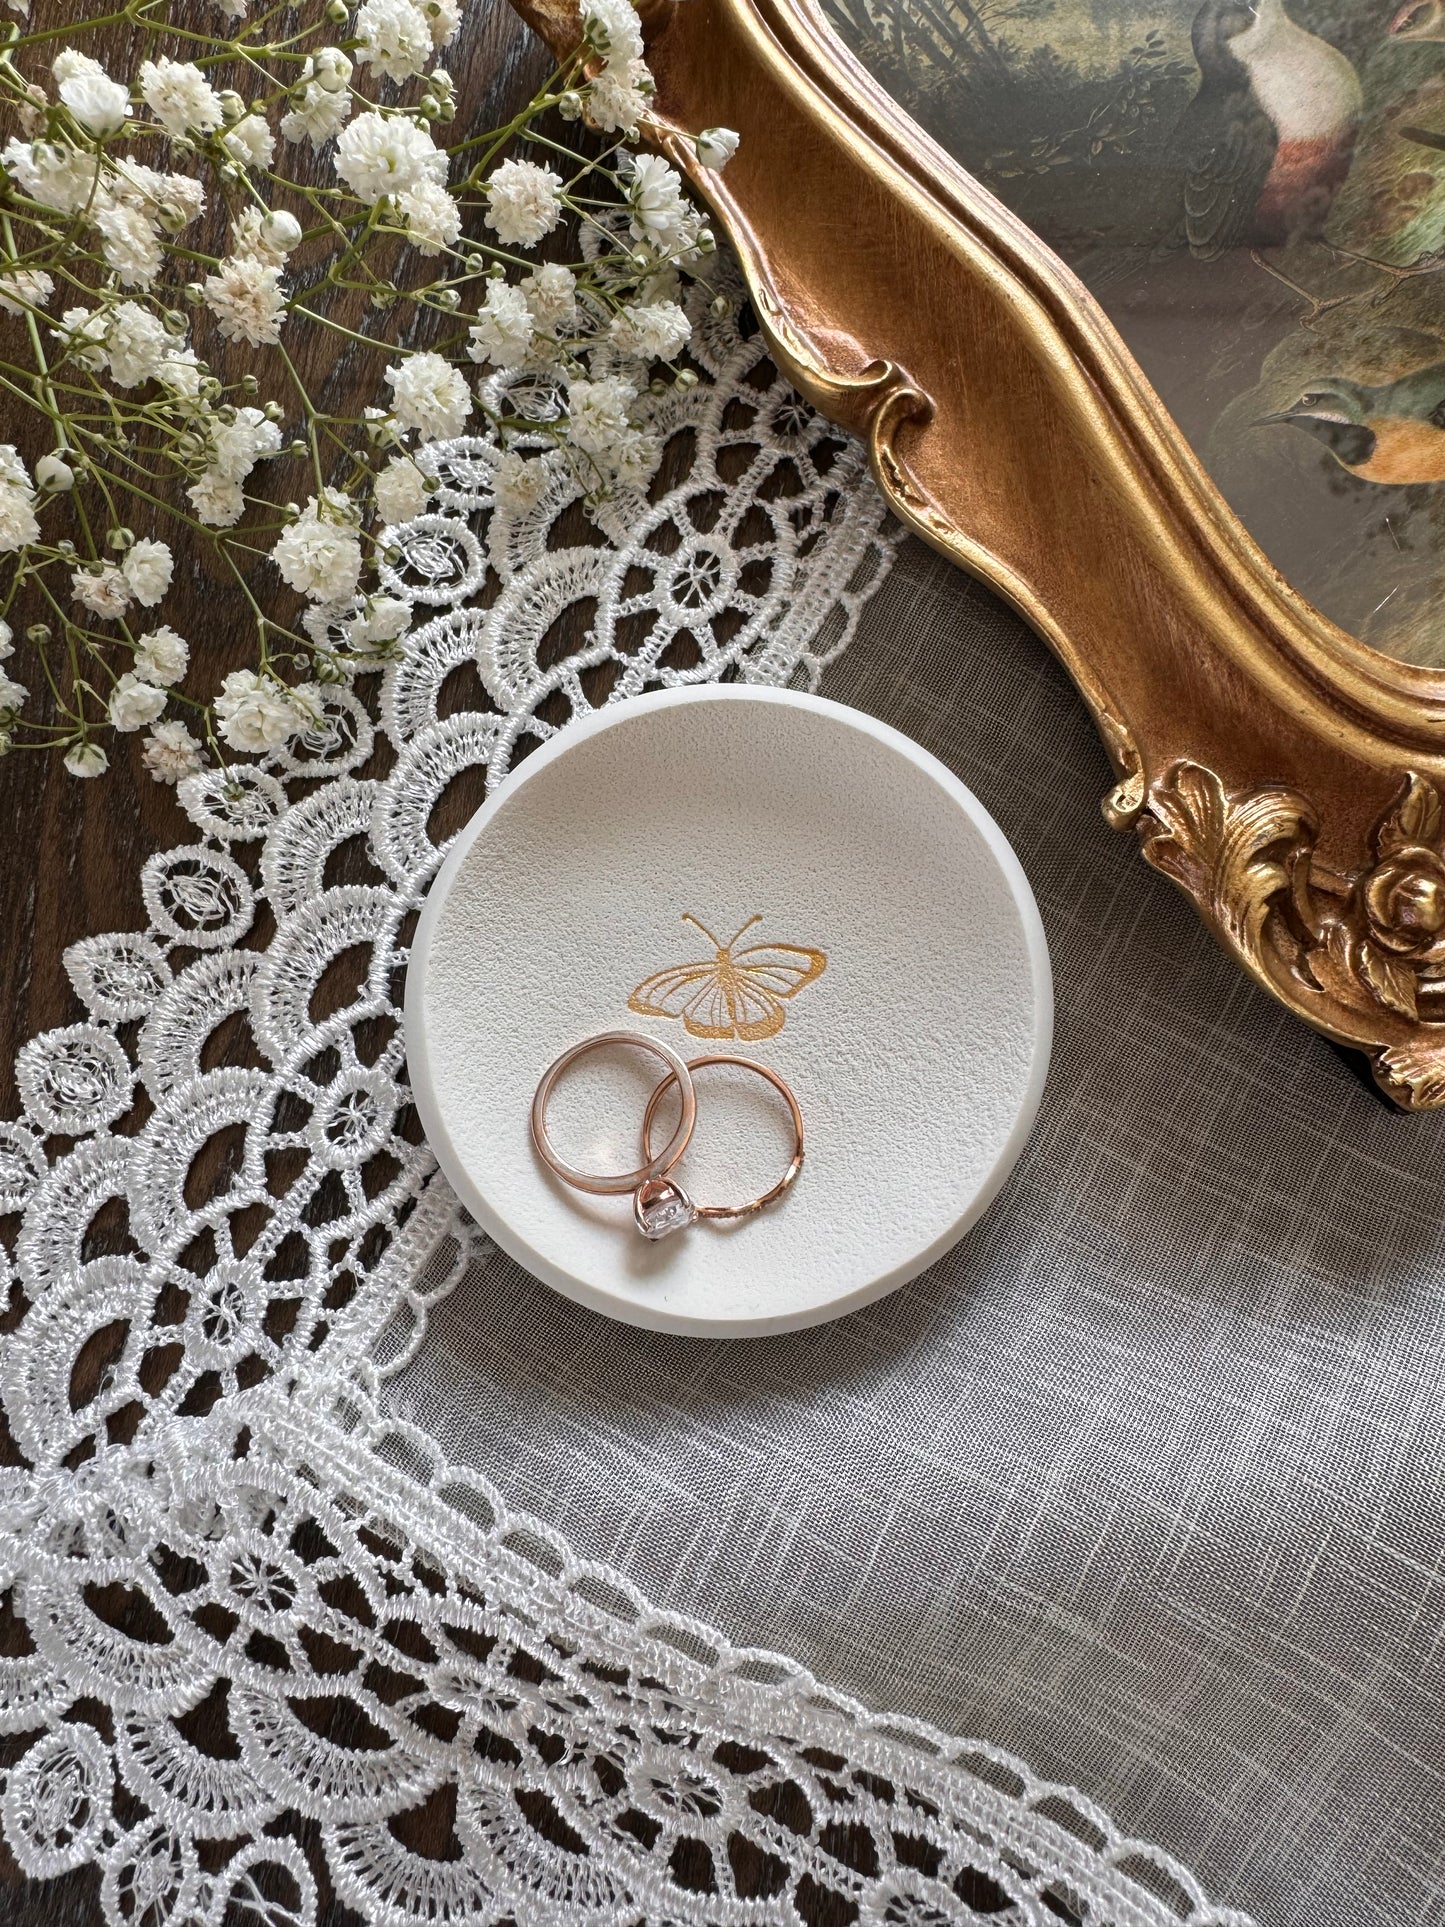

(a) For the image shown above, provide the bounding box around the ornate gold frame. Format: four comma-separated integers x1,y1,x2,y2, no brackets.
514,0,1445,1108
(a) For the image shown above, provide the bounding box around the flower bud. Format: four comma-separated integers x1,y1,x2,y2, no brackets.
710,294,730,316
694,228,717,254
419,96,441,121
288,440,308,458
263,400,285,422
0,731,12,758
695,127,740,171
163,309,188,335
218,89,246,124
36,452,74,490
557,90,584,121
184,281,206,305
216,404,238,425
240,373,259,395
313,45,352,91
56,539,75,555
323,0,349,22
431,67,454,95
108,526,134,550
674,368,698,389
434,287,460,310
261,209,303,255
26,623,50,646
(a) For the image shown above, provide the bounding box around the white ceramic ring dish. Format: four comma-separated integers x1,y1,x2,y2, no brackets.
404,685,1051,1335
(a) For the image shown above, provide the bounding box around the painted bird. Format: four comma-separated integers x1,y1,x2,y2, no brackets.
1260,363,1445,482
1178,0,1363,256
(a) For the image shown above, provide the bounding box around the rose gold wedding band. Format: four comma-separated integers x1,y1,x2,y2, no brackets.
531,1031,697,1196
640,1053,804,1220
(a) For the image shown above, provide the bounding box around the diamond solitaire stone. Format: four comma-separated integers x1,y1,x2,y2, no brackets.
634,1177,695,1240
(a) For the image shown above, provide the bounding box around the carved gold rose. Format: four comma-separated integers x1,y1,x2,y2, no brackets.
1362,847,1445,961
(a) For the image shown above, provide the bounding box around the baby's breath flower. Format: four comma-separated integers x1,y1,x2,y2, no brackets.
209,406,283,483
352,594,411,650
493,448,548,515
96,204,162,287
609,299,691,362
583,0,645,65
467,281,534,369
334,111,444,203
72,563,130,620
0,446,39,553
521,262,578,334
120,537,173,608
312,47,354,92
109,671,167,732
51,52,102,84
0,269,53,315
272,494,363,602
57,66,130,139
586,59,653,136
187,470,246,527
140,57,224,138
143,718,205,782
64,742,108,778
281,79,351,151
385,350,471,442
484,159,563,248
104,302,170,386
110,158,205,232
397,177,460,255
626,155,695,251
133,624,189,685
0,668,27,715
157,347,203,398
203,257,286,346
54,306,108,371
215,668,302,752
2,139,98,214
355,0,434,83
373,453,427,523
565,373,638,460
221,114,276,172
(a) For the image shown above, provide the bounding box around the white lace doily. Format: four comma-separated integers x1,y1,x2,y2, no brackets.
0,274,1251,1926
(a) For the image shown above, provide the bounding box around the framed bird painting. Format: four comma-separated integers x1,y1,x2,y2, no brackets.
508,0,1445,1108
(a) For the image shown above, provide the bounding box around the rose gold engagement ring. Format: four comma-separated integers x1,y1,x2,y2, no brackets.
635,1053,805,1239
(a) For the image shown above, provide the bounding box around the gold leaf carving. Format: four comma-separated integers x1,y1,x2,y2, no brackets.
1130,762,1445,1108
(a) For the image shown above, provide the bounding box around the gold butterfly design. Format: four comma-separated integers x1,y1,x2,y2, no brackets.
628,914,827,1042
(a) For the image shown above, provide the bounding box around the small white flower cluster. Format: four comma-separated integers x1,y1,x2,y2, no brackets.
0,0,733,779
581,0,655,136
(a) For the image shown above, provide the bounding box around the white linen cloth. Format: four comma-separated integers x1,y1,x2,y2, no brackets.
385,537,1445,1927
